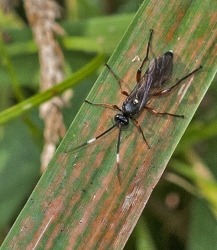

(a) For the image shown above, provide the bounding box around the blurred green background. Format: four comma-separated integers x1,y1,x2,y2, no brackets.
0,0,217,249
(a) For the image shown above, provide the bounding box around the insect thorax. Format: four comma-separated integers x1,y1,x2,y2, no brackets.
122,98,139,117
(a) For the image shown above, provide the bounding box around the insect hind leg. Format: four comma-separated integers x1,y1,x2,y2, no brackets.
145,66,202,118
152,65,202,97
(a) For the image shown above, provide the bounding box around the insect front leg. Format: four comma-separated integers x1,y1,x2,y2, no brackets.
105,64,129,97
85,100,121,112
131,118,150,148
136,29,153,83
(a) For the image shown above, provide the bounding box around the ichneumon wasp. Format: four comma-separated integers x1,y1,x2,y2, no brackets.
68,29,202,183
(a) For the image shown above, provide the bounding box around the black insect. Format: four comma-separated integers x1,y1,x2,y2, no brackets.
69,29,202,182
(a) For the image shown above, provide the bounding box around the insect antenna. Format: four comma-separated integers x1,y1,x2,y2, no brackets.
116,124,122,184
65,123,117,153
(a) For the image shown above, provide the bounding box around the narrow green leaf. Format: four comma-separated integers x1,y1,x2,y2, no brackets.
4,14,133,57
1,0,216,249
0,31,23,102
0,53,104,125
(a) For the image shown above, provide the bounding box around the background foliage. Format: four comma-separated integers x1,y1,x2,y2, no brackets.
0,0,217,249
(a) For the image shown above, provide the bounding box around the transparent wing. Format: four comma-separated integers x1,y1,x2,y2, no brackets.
139,51,173,110
124,51,173,112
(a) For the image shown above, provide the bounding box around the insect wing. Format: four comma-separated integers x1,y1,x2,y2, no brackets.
148,51,173,89
137,51,173,110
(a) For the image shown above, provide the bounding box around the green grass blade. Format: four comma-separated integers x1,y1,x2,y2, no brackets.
0,53,104,125
1,0,216,249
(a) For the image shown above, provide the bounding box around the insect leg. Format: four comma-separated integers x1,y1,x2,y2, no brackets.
65,123,117,153
136,29,153,83
131,119,150,148
105,64,129,96
152,65,202,96
85,100,121,112
145,106,184,118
